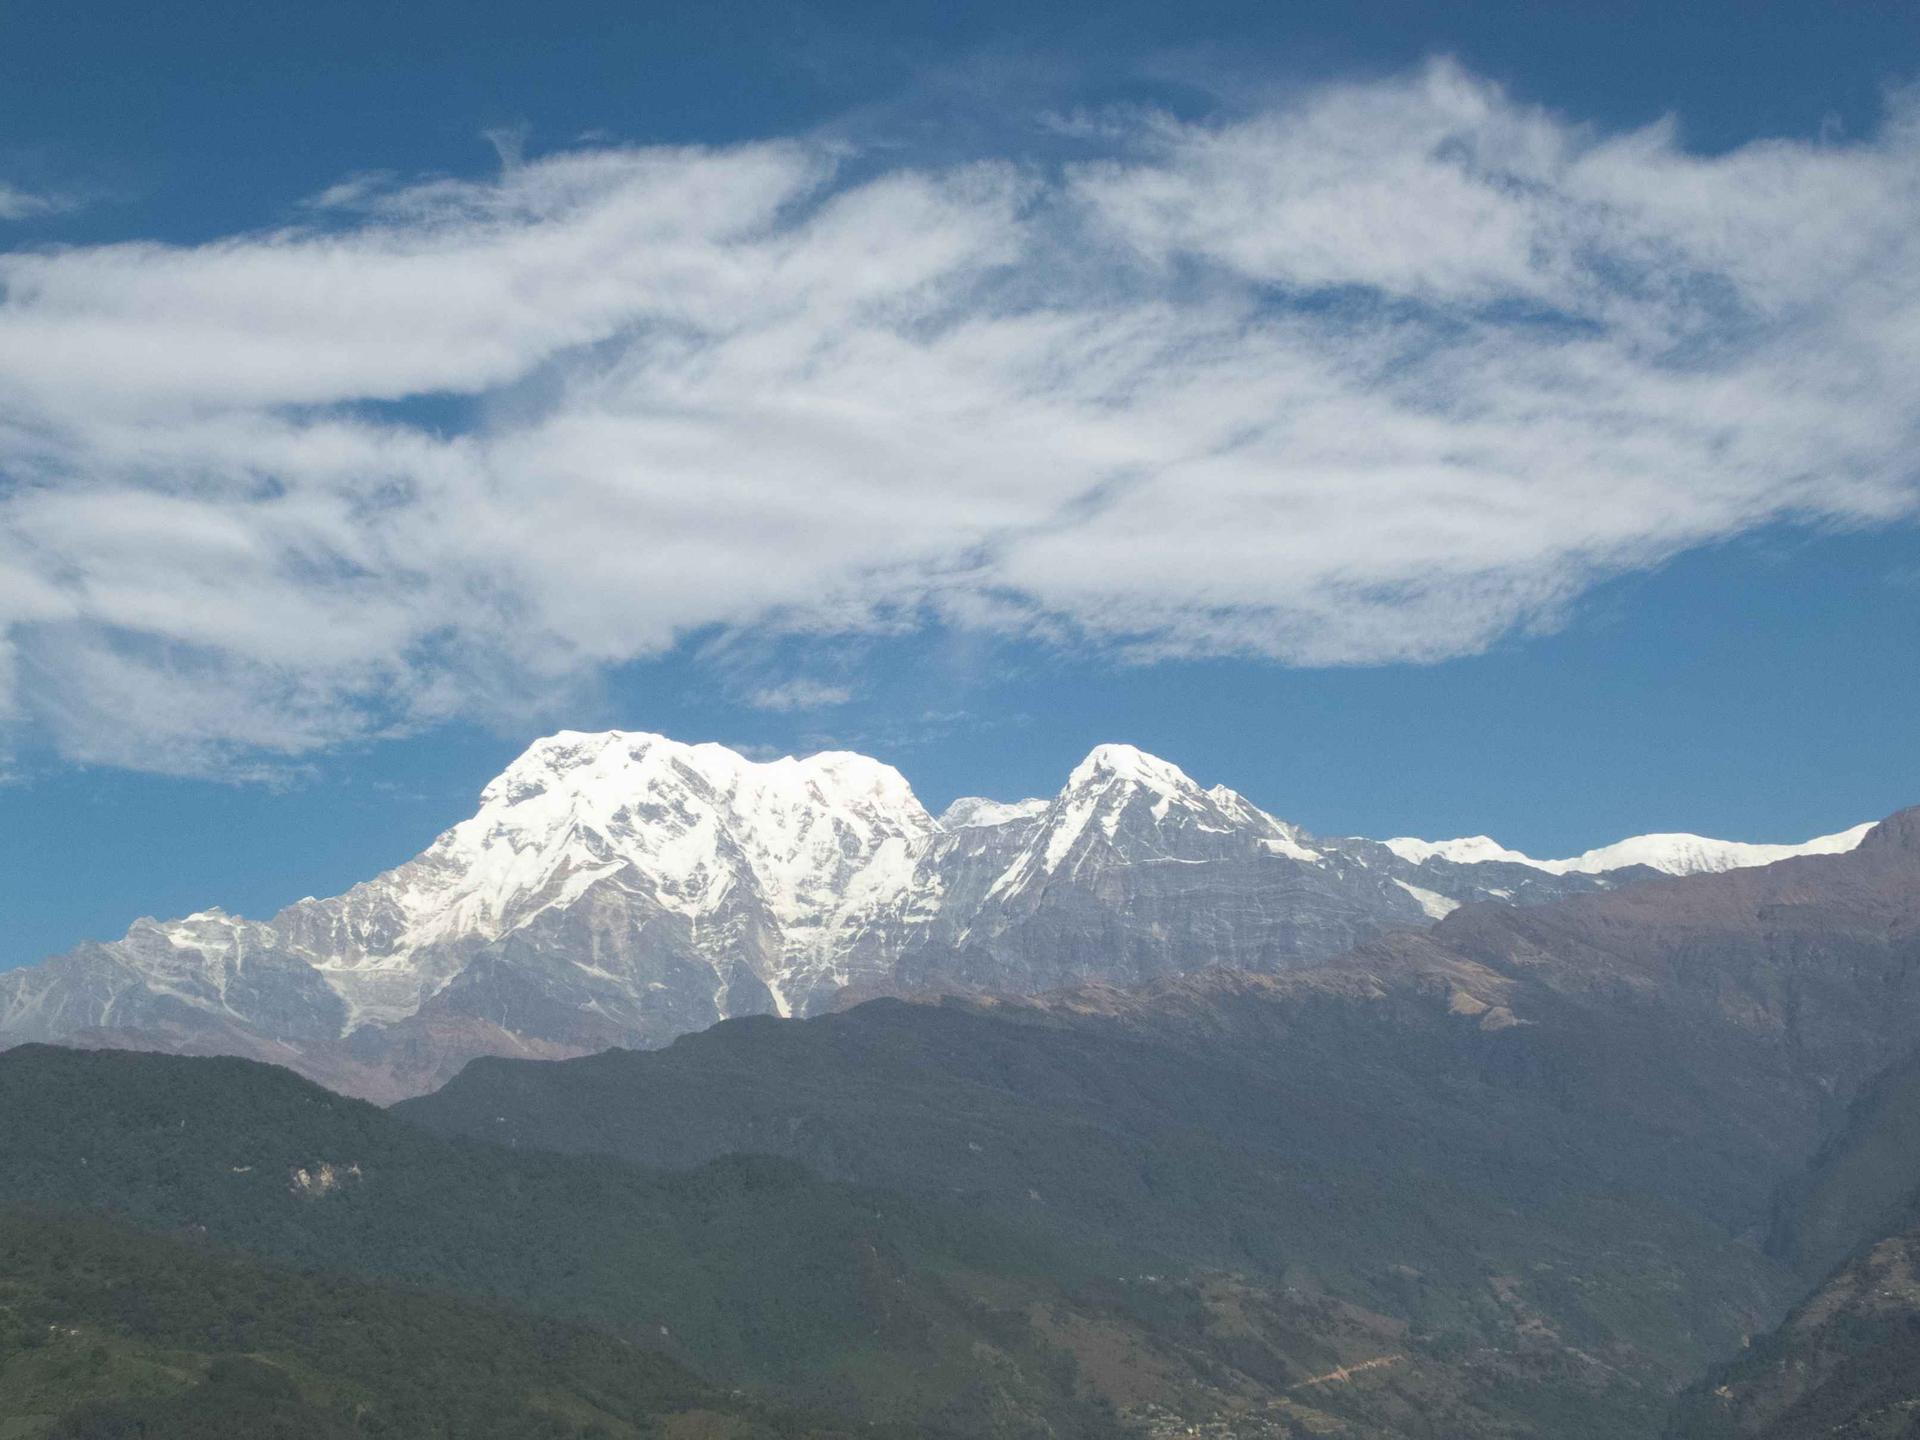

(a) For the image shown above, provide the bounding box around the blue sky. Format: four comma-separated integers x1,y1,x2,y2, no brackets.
0,0,1916,967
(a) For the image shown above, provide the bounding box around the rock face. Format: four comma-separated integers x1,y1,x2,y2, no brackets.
0,729,1878,1098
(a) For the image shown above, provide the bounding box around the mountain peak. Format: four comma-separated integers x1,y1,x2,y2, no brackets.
1860,807,1918,852
478,729,664,804
478,730,922,817
1068,743,1201,795
940,796,1049,829
1385,821,1875,876
769,748,922,810
1547,823,1875,876
1383,835,1537,867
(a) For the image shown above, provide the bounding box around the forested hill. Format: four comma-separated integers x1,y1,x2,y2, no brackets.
1666,1214,1920,1440
0,1208,868,1439
0,1037,1773,1439
0,1044,1118,1437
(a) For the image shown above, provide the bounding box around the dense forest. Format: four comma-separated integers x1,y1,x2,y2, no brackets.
0,1046,1122,1437
0,1209,876,1439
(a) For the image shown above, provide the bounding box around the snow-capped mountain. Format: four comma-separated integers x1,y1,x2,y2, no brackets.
0,729,1876,1099
1382,824,1874,875
275,733,939,1028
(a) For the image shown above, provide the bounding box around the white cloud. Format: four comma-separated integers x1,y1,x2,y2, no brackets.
0,60,1916,773
745,679,855,712
0,183,78,222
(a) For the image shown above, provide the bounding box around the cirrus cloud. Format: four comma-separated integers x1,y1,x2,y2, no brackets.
0,60,1916,774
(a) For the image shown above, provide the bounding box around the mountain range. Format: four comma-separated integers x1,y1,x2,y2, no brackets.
393,801,1920,1437
0,729,1873,1099
8,802,1920,1438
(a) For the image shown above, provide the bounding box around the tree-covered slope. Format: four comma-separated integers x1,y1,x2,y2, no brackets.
0,1038,1772,1440
1666,1220,1920,1440
403,978,1789,1317
3,1043,1707,1440
0,1208,866,1440
402,980,1798,1437
1767,1042,1920,1283
0,1045,1118,1437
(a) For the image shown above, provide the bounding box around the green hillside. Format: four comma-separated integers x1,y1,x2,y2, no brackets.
0,1208,867,1440
1666,1218,1920,1440
401,979,1798,1432
0,1045,1116,1437
0,1037,1768,1439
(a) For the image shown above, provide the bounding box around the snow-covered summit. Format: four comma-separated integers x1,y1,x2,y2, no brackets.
1541,824,1876,876
1068,743,1203,796
940,796,1049,829
311,730,936,1023
975,744,1320,903
1385,821,1875,877
479,729,921,816
1382,835,1536,867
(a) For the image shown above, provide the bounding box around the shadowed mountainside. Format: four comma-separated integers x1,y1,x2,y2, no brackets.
398,805,1920,1436
1666,1215,1920,1440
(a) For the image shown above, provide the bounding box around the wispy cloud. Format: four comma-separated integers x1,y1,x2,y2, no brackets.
746,679,856,713
0,60,1916,774
0,182,80,221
